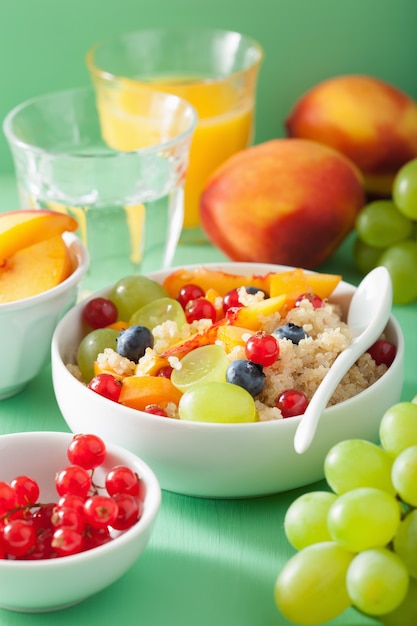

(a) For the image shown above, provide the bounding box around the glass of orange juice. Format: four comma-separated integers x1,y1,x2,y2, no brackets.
86,27,263,242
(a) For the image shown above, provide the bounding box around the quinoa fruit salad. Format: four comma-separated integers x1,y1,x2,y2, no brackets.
70,267,395,424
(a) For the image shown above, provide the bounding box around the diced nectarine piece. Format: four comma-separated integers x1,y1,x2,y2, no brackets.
134,355,171,376
93,362,126,380
119,375,183,411
0,235,73,303
105,321,129,332
216,325,254,352
163,267,272,298
303,273,342,299
205,287,224,320
226,295,287,330
0,210,78,263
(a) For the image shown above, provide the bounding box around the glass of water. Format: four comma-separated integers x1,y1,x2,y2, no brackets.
3,85,197,292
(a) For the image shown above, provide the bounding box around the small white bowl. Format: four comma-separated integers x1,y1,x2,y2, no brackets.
51,262,404,498
0,232,89,400
0,430,161,612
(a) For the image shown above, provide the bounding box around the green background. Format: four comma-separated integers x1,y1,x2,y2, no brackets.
1,0,417,176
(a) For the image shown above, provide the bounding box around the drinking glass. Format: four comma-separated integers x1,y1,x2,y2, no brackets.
3,86,197,291
86,27,263,242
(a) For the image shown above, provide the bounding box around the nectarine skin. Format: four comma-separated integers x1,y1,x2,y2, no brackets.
285,74,417,196
200,139,365,269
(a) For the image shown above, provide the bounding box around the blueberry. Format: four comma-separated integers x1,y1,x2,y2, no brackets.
273,323,309,345
226,359,266,396
116,325,154,362
245,286,270,299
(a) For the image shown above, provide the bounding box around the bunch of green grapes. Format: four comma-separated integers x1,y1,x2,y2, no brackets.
354,158,417,304
274,397,417,625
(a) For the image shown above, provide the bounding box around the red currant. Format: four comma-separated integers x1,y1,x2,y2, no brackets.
105,465,143,498
0,481,16,515
83,526,112,550
57,494,86,515
55,465,92,499
83,495,118,530
294,292,324,309
367,339,396,367
52,527,84,556
185,298,217,323
111,493,142,530
276,389,309,418
2,519,37,557
10,475,40,507
67,434,107,470
82,297,118,329
245,332,279,367
88,373,122,402
51,506,84,533
223,288,243,313
177,284,205,308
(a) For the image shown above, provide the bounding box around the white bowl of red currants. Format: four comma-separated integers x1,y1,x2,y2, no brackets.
51,262,404,498
0,430,161,612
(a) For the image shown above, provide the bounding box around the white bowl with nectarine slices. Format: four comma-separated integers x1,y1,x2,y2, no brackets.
0,210,89,399
51,262,403,497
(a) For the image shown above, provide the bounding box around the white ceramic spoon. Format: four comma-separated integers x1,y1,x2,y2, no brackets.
293,266,393,454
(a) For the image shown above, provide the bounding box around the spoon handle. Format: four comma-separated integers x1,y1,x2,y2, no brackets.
293,341,368,454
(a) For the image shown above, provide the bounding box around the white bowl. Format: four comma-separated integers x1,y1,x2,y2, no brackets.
0,232,89,400
51,262,404,498
0,430,161,612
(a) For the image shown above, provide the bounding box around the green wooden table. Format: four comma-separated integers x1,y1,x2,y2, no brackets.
0,173,415,626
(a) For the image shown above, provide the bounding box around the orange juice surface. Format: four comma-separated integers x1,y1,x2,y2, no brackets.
99,74,255,229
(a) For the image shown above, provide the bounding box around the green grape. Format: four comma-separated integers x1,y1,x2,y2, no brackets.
392,445,417,506
353,235,384,274
129,297,186,330
110,275,168,321
171,344,229,393
393,158,417,220
178,381,256,423
274,541,354,624
327,487,401,552
284,491,337,550
379,240,417,304
379,402,417,457
76,328,119,382
355,200,413,248
346,548,409,616
381,573,417,625
324,439,395,495
393,509,417,578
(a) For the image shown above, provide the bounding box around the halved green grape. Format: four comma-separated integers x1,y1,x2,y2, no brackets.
379,402,417,457
178,381,257,423
393,509,417,578
76,328,119,382
171,344,229,393
110,275,168,322
284,491,337,550
355,200,413,248
393,158,417,220
346,548,409,616
324,439,395,495
353,236,384,274
381,577,417,626
274,542,354,625
327,487,401,552
129,297,186,330
379,240,417,304
392,445,417,506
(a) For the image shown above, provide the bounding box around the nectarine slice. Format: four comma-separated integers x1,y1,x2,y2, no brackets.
0,235,73,303
119,375,183,411
159,322,222,359
226,295,287,330
163,267,272,298
0,210,78,263
269,268,341,309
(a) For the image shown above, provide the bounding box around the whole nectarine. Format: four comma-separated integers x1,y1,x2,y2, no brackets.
285,74,417,196
200,138,365,269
